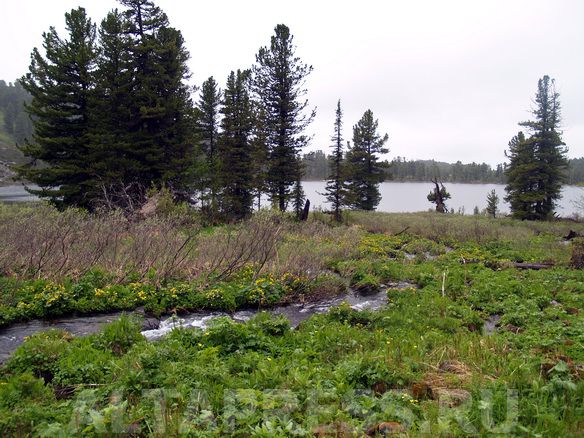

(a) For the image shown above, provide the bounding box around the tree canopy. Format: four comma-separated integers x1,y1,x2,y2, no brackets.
505,75,568,220
324,100,347,221
252,24,315,213
344,109,389,211
16,1,194,210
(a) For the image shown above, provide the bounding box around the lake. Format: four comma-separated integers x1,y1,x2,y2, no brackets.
1,182,583,217
302,181,584,217
0,184,38,203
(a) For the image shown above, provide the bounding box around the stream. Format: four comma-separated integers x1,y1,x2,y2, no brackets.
0,282,414,363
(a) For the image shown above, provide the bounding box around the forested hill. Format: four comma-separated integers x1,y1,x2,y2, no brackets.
0,80,31,166
302,150,584,185
388,157,505,183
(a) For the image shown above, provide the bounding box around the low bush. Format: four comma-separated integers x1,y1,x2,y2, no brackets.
4,329,73,382
95,314,145,356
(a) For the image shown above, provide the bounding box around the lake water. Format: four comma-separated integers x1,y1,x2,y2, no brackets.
302,181,584,217
0,184,38,203
1,182,583,216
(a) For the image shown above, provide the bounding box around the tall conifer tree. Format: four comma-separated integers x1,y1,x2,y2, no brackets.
218,70,254,220
89,9,136,207
253,24,315,212
17,8,98,208
120,0,194,195
344,110,389,211
195,76,222,211
249,103,269,209
505,76,568,220
324,99,346,221
504,132,539,219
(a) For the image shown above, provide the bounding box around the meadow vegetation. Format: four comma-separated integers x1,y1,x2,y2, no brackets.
0,203,583,436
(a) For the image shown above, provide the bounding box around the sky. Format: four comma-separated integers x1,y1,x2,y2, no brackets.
1,0,583,166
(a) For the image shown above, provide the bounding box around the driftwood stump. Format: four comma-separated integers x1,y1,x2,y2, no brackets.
300,199,310,221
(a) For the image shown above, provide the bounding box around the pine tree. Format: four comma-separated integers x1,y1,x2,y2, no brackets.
16,7,98,208
118,0,194,201
504,132,538,219
195,76,222,211
324,99,346,221
344,109,389,210
505,76,568,220
486,189,499,218
218,70,254,220
16,1,195,210
292,165,306,218
89,9,137,208
249,102,269,210
253,24,315,212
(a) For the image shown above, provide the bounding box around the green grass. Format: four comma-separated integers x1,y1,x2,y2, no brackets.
0,208,583,436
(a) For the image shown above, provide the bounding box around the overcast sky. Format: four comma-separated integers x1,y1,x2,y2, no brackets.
1,0,583,165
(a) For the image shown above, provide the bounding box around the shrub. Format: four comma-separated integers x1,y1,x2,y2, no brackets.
54,338,115,386
0,372,53,409
204,317,274,355
352,274,380,294
250,312,290,336
335,354,413,388
95,314,145,356
328,302,376,326
5,329,73,382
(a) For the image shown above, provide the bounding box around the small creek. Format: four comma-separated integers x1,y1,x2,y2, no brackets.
0,282,415,363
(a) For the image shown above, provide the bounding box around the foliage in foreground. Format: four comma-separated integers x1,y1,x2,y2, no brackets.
1,210,583,436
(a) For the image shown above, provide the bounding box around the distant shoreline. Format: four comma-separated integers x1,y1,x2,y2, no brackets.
301,178,507,185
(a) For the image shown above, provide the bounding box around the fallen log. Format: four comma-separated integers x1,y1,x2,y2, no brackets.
459,259,554,270
509,262,554,270
394,226,410,236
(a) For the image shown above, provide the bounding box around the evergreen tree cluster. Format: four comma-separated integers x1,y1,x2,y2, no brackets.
302,154,506,184
322,101,390,217
9,1,574,222
15,4,316,220
505,76,568,220
305,154,584,186
16,2,194,210
192,24,315,220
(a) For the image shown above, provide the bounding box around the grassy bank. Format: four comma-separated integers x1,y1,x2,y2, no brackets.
0,204,583,436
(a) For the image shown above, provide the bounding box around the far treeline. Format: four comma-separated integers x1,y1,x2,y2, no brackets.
303,153,584,186
0,81,33,147
3,0,574,221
